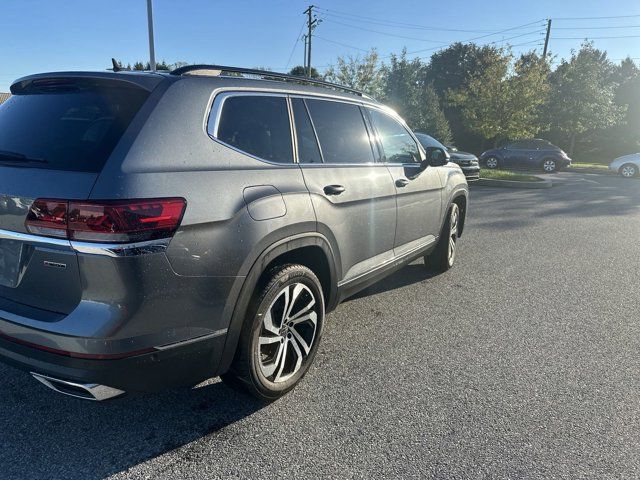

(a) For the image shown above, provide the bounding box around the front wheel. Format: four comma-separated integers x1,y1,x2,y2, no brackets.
221,264,324,400
425,203,460,272
542,158,558,173
485,156,499,169
620,163,638,178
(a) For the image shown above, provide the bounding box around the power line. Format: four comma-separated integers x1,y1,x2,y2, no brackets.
553,34,640,39
314,35,371,52
554,24,640,29
554,14,640,20
321,18,445,43
285,20,307,70
318,10,494,33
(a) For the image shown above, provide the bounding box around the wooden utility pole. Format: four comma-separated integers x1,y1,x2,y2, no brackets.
543,19,552,57
304,5,318,77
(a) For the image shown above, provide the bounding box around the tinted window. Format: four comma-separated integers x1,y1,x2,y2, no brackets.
0,85,149,172
215,95,293,163
507,140,532,149
305,99,374,164
369,108,420,163
291,98,322,164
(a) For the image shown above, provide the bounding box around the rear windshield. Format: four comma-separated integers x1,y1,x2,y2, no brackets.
0,83,149,172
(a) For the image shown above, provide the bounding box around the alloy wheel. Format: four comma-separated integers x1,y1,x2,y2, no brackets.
543,159,557,172
621,164,637,178
448,204,459,267
486,157,498,169
257,282,319,383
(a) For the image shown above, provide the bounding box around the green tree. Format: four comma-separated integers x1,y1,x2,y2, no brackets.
425,43,504,149
412,83,452,143
449,49,549,147
546,42,626,155
289,65,321,78
323,49,384,98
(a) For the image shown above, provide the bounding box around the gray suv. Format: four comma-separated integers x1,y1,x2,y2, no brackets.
0,66,468,401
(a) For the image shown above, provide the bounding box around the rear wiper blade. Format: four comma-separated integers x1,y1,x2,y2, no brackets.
0,150,48,164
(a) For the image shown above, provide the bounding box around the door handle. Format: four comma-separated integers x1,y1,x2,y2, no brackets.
323,184,346,196
395,178,410,187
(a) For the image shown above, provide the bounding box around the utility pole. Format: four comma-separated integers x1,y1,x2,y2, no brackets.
304,5,319,77
543,19,552,57
147,0,156,71
303,34,308,73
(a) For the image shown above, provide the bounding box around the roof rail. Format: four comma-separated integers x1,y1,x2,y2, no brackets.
170,64,369,98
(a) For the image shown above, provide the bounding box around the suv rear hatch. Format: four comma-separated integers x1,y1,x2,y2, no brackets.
0,75,153,315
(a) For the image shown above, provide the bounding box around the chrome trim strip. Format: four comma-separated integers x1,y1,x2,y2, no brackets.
31,372,125,401
338,236,436,288
0,228,170,258
154,329,228,351
70,238,170,258
0,228,71,250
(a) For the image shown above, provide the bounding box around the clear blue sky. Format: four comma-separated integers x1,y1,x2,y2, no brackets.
1,0,639,91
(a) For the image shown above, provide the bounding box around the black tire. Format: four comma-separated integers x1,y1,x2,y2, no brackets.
425,203,460,273
221,264,324,401
484,156,499,169
541,158,558,173
620,163,638,178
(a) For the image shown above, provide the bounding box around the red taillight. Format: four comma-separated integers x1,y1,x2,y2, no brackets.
26,198,186,243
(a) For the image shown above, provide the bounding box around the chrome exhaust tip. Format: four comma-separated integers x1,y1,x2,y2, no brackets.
31,372,125,401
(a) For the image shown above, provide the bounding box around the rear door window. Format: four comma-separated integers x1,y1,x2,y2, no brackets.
291,98,322,164
304,99,374,164
0,82,149,172
213,95,293,164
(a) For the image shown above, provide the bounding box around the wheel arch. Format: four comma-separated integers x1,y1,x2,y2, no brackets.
216,232,339,375
440,188,468,238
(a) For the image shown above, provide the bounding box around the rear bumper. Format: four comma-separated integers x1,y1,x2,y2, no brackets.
0,331,226,395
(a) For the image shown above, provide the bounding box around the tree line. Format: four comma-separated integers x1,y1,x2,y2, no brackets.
295,42,638,161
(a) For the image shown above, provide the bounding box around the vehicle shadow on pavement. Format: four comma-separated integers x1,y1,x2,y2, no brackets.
0,366,264,479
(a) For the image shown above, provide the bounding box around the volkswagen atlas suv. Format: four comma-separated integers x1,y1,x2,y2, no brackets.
0,66,468,401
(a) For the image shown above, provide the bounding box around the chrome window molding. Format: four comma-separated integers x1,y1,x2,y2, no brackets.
206,91,296,167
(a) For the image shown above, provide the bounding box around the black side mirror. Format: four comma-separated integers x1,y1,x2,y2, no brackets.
424,147,448,167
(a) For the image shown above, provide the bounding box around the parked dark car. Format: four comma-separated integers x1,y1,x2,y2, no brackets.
446,144,480,181
0,66,469,401
480,139,571,173
414,133,480,181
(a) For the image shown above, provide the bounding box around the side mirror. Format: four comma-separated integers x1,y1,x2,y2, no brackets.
424,147,448,167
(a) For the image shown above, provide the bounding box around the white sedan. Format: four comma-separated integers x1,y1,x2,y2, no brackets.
609,153,640,178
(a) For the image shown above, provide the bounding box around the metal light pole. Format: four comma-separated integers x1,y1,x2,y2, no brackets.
147,0,156,71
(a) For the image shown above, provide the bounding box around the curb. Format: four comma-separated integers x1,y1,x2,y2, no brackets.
566,168,613,176
472,178,552,189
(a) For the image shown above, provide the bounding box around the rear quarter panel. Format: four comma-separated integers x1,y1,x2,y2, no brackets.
89,78,317,342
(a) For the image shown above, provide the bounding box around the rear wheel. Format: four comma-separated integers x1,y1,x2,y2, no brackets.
221,264,324,401
542,158,558,173
485,156,499,169
425,203,460,272
620,163,638,178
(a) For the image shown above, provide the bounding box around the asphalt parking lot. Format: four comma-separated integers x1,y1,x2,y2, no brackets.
0,172,638,479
